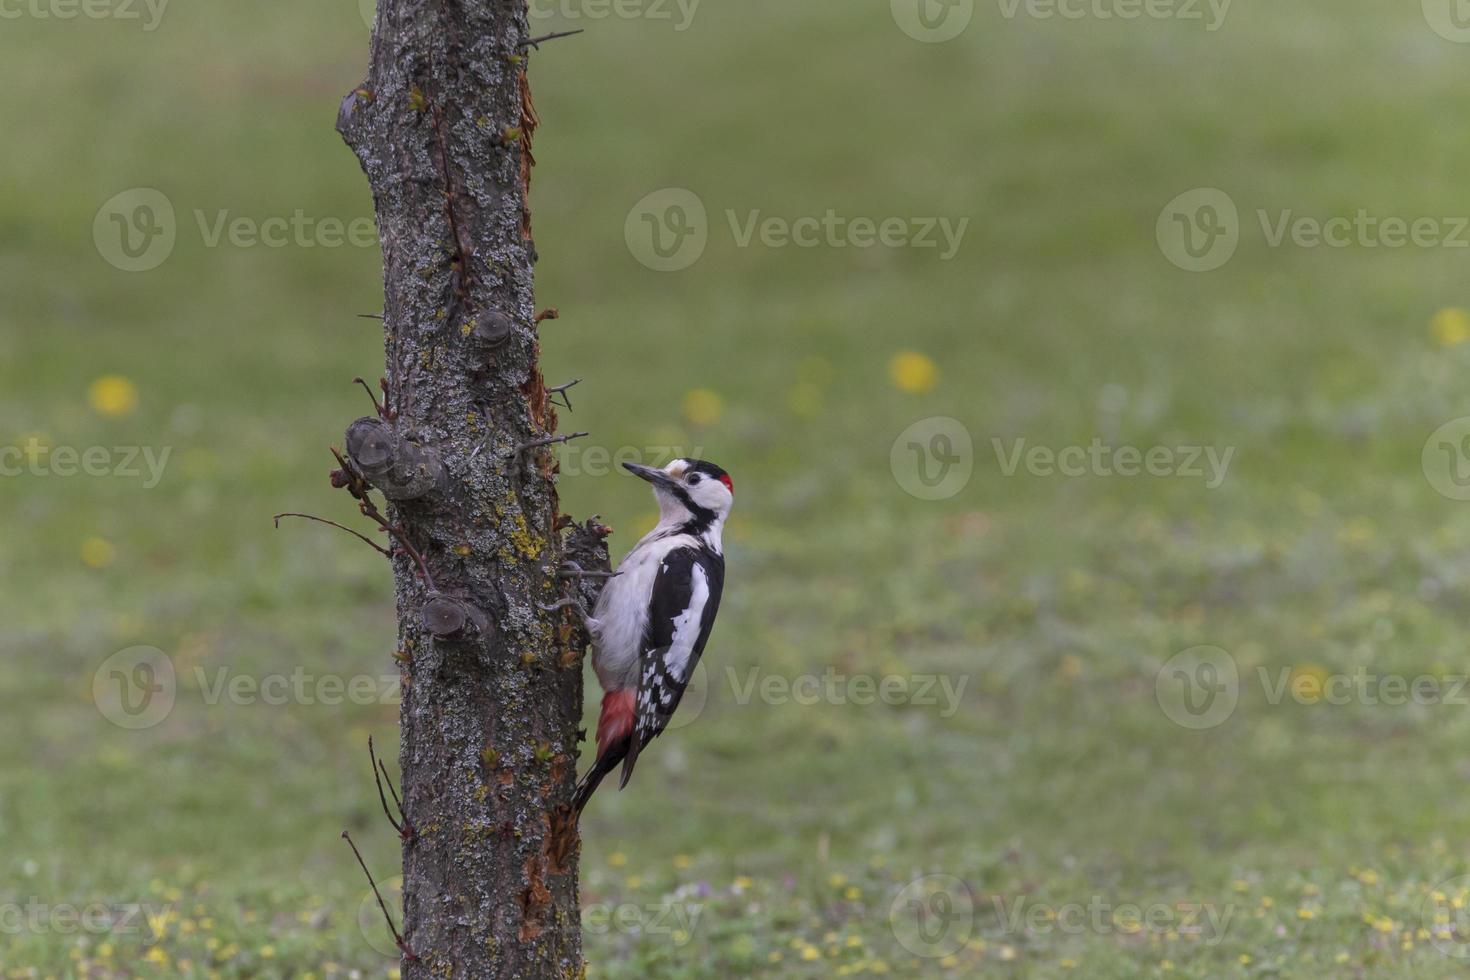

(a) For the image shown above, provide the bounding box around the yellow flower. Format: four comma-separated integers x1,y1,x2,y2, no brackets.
608,852,627,868
733,875,754,890
260,945,276,958
682,389,724,427
625,876,642,890
81,537,116,569
828,874,847,888
888,351,939,394
801,946,821,961
674,854,693,870
88,375,140,417
1431,308,1470,348
1297,907,1316,920
844,886,861,900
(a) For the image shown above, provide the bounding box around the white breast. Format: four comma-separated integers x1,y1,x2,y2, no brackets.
589,530,702,691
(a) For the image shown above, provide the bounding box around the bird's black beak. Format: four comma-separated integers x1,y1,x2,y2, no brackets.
623,462,677,489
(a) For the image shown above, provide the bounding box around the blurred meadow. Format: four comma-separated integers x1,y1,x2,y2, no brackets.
8,0,1470,976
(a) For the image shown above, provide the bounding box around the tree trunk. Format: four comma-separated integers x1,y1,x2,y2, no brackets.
334,4,602,976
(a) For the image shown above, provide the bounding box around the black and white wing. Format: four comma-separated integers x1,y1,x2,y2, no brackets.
618,546,725,787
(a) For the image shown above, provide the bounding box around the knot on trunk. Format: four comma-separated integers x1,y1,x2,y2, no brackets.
471,311,515,348
346,417,446,501
421,593,491,640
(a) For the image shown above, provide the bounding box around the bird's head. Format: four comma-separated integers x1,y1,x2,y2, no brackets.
623,457,734,527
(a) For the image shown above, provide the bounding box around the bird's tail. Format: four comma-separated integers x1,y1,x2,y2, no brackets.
573,748,624,813
573,689,637,814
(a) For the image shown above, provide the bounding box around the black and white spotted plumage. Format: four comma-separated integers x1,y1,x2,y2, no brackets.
621,546,725,783
573,458,734,814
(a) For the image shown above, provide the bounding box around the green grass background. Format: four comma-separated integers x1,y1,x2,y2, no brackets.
7,0,1470,976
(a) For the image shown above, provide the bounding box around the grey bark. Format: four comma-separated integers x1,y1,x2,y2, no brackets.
335,3,606,976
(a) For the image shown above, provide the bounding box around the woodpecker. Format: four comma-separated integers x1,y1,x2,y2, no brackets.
573,457,734,813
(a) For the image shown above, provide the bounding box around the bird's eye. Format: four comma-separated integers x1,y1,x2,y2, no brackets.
688,474,702,485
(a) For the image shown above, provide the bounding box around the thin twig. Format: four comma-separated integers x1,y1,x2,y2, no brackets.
379,759,405,815
369,736,411,839
327,448,437,591
521,28,584,50
342,831,415,961
509,431,588,457
357,312,385,320
547,378,581,411
274,513,392,558
353,377,386,418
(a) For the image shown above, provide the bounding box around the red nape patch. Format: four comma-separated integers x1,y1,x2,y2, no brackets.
596,690,636,758
719,474,734,495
